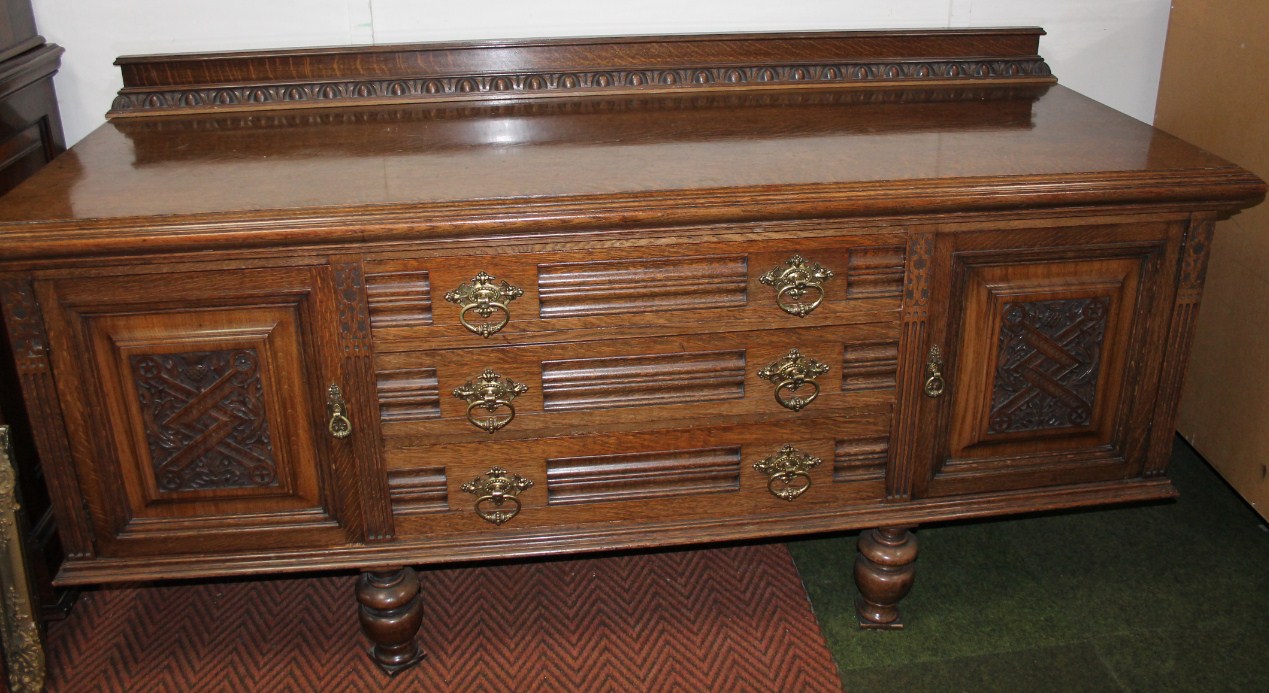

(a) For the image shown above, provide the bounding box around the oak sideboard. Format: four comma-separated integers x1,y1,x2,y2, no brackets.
0,28,1262,685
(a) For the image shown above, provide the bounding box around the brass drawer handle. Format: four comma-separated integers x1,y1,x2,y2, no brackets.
445,271,524,338
923,345,946,398
326,384,352,438
758,349,830,412
453,369,529,433
760,255,833,317
461,467,534,525
755,445,822,501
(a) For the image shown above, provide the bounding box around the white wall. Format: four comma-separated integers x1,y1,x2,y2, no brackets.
32,0,1172,146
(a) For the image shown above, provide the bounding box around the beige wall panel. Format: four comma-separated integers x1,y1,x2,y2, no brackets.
1157,0,1269,519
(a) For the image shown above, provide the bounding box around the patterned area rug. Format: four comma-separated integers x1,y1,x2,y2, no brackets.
40,544,842,691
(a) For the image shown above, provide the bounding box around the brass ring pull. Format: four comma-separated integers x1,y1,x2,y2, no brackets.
474,493,521,526
445,271,524,338
773,378,821,412
775,282,826,317
458,302,511,337
754,445,822,501
923,345,946,398
760,255,834,317
461,467,534,525
452,369,529,433
326,384,352,439
464,399,517,433
758,349,830,412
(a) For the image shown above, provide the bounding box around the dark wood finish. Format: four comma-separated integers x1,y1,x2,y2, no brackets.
0,43,63,197
129,348,280,492
854,526,918,628
0,30,1262,679
356,566,425,674
109,29,1053,117
0,0,36,63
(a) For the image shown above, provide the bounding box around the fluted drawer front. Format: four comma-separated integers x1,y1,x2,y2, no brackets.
376,367,441,422
547,447,742,506
365,269,433,328
841,341,900,392
384,412,891,531
538,255,749,319
363,231,906,351
386,468,448,515
375,322,898,444
541,350,746,412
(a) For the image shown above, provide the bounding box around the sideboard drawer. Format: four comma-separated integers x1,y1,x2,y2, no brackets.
365,233,906,350
376,322,898,443
385,411,891,537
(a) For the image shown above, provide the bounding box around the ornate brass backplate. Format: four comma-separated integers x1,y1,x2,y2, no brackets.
758,348,831,411
0,426,46,693
754,444,822,501
760,255,834,317
452,369,529,433
444,271,524,338
923,345,946,398
460,467,535,525
327,383,353,438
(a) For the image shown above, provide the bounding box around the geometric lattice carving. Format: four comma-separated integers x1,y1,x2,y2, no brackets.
130,349,278,492
988,298,1109,434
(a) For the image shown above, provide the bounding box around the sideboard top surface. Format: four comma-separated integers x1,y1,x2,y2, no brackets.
0,30,1262,262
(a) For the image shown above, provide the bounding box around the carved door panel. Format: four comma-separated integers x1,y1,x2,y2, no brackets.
37,266,373,556
914,222,1183,497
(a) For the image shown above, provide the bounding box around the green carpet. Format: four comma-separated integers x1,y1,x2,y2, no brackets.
788,438,1269,692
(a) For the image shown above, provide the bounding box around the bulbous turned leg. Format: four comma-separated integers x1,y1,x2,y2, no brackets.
356,566,425,675
854,526,918,629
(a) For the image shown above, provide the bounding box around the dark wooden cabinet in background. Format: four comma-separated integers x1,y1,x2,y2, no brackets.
0,0,71,637
0,0,63,196
0,28,1262,684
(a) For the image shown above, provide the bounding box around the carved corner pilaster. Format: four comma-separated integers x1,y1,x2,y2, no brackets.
1144,219,1217,477
887,232,936,500
331,261,395,542
0,279,94,560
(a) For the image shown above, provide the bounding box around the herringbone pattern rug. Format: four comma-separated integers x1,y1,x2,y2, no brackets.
40,544,842,691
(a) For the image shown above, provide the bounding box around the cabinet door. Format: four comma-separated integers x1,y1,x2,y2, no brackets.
915,222,1182,497
38,266,369,556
